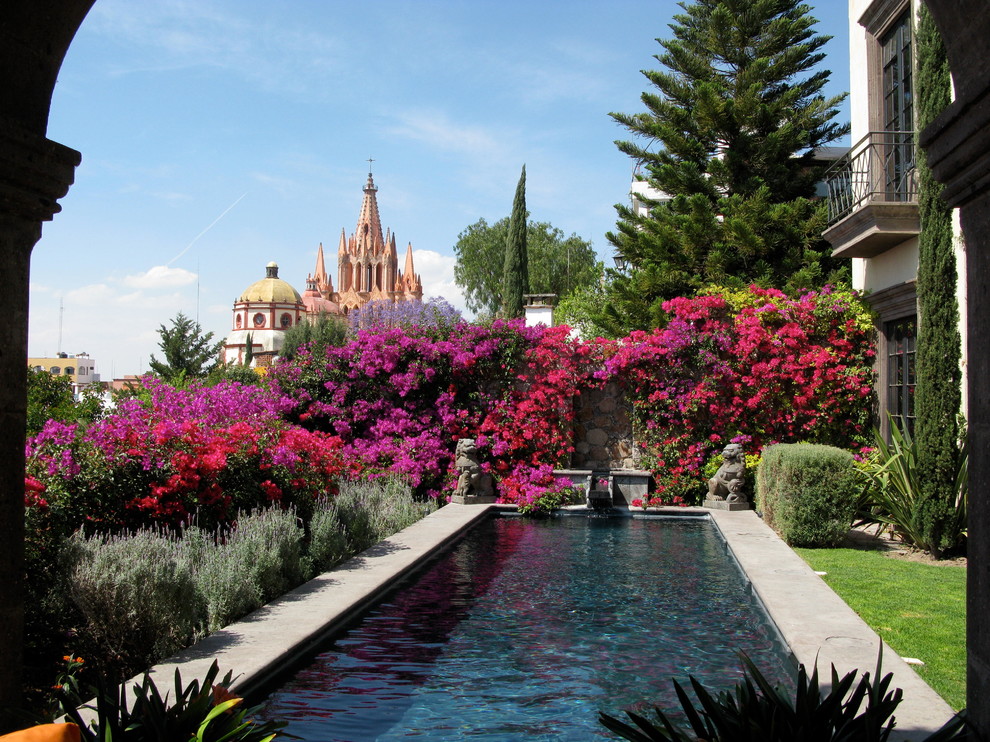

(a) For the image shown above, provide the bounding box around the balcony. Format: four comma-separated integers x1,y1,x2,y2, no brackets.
823,131,920,258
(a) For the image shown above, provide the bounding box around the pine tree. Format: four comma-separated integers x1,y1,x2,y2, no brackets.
603,0,849,334
501,165,529,318
913,5,962,557
148,312,224,382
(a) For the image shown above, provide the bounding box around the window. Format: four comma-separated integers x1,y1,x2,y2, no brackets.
64,366,75,375
885,316,916,435
880,10,914,199
253,313,266,327
280,313,292,328
50,366,61,374
236,315,243,328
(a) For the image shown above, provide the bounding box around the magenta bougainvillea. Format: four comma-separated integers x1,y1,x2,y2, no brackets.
268,319,606,508
25,378,345,533
25,287,874,524
606,286,874,501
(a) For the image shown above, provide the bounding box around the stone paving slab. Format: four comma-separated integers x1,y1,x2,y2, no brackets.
709,509,958,741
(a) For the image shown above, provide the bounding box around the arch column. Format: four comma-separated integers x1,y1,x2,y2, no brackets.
922,2,990,735
0,119,81,725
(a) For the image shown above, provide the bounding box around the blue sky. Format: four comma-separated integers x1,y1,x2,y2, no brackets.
31,0,850,379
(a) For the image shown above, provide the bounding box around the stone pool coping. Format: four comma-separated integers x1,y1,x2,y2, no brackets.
126,504,955,740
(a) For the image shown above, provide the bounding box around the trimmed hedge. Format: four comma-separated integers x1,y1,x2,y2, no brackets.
756,444,859,547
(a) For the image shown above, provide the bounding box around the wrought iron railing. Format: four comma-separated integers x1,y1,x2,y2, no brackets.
824,131,917,225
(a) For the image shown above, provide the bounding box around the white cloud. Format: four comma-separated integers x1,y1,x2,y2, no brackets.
385,110,507,159
413,249,467,313
123,265,198,290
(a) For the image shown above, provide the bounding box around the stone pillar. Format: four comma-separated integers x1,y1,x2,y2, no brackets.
0,120,81,723
920,7,990,727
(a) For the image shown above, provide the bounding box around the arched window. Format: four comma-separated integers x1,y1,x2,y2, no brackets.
280,313,292,328
64,366,75,375
236,315,243,328
50,366,61,374
253,313,266,327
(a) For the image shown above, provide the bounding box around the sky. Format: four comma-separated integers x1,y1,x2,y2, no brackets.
31,0,851,379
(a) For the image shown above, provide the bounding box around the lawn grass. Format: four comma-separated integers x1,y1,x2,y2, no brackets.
793,547,966,710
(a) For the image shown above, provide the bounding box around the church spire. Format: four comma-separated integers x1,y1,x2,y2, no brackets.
313,242,332,295
353,170,384,255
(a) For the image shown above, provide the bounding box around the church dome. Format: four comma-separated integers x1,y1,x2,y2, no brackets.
239,262,303,303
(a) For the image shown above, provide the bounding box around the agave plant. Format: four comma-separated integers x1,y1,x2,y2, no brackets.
856,420,967,555
599,650,969,742
54,661,290,742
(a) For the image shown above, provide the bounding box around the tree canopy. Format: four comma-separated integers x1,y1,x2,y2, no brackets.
602,0,849,335
454,218,599,318
148,312,224,381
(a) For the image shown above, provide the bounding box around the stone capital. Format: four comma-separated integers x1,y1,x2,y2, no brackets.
920,79,990,208
0,116,81,225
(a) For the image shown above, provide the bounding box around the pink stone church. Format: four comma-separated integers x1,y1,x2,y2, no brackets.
224,171,423,365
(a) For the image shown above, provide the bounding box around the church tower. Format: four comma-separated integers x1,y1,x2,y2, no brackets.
331,171,422,313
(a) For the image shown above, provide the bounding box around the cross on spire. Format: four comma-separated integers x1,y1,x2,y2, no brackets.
367,156,375,172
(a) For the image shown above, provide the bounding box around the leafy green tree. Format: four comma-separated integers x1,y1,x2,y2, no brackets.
148,312,223,381
454,217,600,317
604,0,849,333
913,5,963,558
26,367,105,435
554,265,613,339
501,165,529,318
278,312,348,361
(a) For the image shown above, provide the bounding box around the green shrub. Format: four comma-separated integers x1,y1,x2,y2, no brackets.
185,525,262,633
756,444,859,547
229,507,305,604
307,497,350,575
63,528,206,674
335,477,436,553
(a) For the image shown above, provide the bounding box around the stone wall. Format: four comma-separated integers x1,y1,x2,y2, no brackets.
570,381,636,469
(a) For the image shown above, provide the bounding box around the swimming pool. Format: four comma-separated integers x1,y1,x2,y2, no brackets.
261,513,793,740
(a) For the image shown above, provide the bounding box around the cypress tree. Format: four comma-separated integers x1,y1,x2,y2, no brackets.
602,0,848,334
914,5,962,557
501,165,529,318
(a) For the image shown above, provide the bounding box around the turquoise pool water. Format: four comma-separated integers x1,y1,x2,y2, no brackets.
261,514,793,740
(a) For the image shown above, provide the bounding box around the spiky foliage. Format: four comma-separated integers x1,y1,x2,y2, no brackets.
912,5,963,558
501,165,529,318
602,0,849,335
148,312,224,382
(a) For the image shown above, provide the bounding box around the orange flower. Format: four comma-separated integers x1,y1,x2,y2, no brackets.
211,684,243,712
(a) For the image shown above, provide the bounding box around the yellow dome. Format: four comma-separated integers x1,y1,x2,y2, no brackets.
238,263,303,304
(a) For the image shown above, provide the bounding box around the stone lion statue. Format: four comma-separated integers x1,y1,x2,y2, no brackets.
707,443,747,503
454,438,493,499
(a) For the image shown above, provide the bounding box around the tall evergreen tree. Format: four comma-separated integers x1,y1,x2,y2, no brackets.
501,165,529,318
148,312,224,381
914,5,962,557
603,0,849,334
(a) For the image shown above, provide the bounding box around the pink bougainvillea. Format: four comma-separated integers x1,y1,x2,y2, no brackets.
606,285,874,501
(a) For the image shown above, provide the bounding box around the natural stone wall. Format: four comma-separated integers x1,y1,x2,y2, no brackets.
570,382,636,469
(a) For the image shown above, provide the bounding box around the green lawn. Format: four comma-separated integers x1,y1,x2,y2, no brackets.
793,547,966,710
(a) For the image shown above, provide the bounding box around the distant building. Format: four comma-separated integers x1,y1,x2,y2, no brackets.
223,171,424,365
28,352,100,396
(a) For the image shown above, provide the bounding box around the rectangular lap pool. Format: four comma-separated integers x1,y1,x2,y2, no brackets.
260,513,794,740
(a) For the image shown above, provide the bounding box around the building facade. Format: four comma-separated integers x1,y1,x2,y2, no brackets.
823,0,967,439
27,352,100,396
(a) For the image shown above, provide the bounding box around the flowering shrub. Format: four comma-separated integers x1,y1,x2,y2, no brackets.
270,319,606,507
25,378,345,535
607,286,874,502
